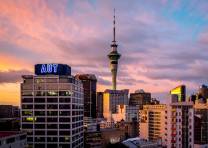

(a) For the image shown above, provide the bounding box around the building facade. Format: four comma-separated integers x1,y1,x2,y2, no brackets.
129,90,151,106
166,102,194,148
21,64,84,148
139,104,167,145
0,105,19,118
194,102,208,145
103,89,129,121
75,74,97,118
0,132,27,148
170,85,186,102
97,92,104,118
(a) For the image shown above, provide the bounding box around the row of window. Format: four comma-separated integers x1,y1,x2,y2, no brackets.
22,91,75,97
22,111,83,116
22,123,71,129
25,130,83,136
22,97,71,103
22,104,84,110
28,137,70,142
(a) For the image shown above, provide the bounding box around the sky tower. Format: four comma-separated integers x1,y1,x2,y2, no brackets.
108,9,121,90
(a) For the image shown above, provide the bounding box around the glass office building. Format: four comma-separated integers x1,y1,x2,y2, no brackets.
21,64,84,148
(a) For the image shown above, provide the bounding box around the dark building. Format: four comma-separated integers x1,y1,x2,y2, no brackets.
194,106,208,144
0,118,20,131
0,105,20,118
97,92,103,118
75,74,97,118
189,94,197,104
129,89,151,106
198,84,208,103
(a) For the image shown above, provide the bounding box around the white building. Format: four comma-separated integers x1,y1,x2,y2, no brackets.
21,64,84,148
166,102,194,148
139,102,194,148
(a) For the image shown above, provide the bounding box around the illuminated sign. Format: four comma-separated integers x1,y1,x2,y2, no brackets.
40,64,58,74
35,64,71,75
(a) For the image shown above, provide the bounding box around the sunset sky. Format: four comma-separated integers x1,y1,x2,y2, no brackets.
1,0,208,106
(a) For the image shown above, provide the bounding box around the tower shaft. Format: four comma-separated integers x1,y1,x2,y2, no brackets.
107,9,121,90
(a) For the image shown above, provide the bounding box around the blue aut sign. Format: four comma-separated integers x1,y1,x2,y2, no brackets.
35,64,71,75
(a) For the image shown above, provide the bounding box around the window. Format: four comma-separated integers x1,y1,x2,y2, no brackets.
47,111,58,116
35,137,45,142
47,124,57,129
47,98,57,103
47,118,57,122
47,131,57,135
35,130,45,135
59,118,70,122
47,137,57,142
59,105,70,109
22,111,32,116
22,104,33,109
59,91,72,96
59,137,70,142
34,98,45,103
47,91,58,96
59,111,70,116
59,98,71,103
47,104,58,109
22,91,33,96
35,124,45,129
59,131,70,136
60,124,70,129
35,91,45,96
22,98,33,103
36,117,45,122
35,105,45,109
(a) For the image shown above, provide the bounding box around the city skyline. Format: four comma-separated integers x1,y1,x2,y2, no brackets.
1,0,208,105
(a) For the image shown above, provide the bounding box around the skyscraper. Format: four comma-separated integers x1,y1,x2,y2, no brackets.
21,64,84,148
75,74,97,118
107,9,121,90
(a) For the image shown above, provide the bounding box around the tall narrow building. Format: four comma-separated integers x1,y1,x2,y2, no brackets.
108,10,121,90
75,74,97,118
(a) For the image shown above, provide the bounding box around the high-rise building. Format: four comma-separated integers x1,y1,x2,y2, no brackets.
75,74,97,118
97,92,104,118
129,89,151,106
21,64,84,148
166,102,194,148
107,10,121,90
103,89,129,121
139,104,167,145
170,85,186,102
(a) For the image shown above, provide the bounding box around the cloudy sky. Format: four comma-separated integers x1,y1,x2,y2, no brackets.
0,0,208,105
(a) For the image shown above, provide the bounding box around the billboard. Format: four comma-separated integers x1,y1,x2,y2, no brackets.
35,64,71,75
